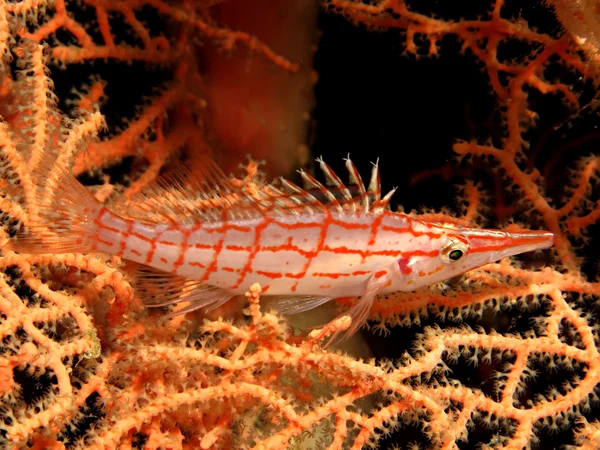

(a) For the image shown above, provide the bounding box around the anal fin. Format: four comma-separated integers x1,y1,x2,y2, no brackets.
130,263,234,315
268,295,333,315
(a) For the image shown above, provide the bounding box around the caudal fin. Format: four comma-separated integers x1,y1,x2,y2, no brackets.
4,155,102,255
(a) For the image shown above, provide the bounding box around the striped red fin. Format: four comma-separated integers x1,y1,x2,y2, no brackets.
274,156,394,214
317,157,354,209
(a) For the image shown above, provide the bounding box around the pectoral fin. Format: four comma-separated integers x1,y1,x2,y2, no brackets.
334,270,391,341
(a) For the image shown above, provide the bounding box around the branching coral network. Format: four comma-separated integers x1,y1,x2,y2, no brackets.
2,0,600,449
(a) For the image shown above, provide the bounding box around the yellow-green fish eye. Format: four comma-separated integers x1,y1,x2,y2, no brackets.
448,249,463,261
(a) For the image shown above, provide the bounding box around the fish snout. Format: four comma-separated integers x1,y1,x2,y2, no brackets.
496,229,554,260
509,229,554,248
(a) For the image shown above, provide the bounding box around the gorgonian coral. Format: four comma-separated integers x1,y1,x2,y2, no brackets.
2,1,600,449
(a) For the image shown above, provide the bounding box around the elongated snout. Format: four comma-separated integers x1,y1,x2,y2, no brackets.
495,230,554,260
507,229,554,249
457,227,554,263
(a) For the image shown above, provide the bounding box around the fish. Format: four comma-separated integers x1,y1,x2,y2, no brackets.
4,152,554,337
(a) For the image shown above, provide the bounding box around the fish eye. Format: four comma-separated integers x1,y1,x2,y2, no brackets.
448,249,464,261
440,239,469,263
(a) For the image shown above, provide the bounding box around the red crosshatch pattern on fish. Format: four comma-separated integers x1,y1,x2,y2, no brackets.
7,154,555,338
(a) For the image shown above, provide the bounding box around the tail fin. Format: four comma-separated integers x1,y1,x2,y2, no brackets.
4,155,103,255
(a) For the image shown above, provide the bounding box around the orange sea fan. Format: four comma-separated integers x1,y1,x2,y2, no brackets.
2,1,600,449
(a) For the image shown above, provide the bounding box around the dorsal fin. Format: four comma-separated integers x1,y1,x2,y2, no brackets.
110,155,264,224
271,178,325,216
298,168,342,212
316,156,354,210
109,155,394,225
296,156,393,214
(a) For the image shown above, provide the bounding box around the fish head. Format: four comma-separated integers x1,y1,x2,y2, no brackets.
391,222,554,291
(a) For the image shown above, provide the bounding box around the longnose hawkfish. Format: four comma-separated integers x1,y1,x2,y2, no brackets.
6,153,554,338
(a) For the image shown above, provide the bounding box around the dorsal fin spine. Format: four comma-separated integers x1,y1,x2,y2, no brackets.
280,178,322,207
344,156,364,212
317,158,354,208
373,188,397,212
368,159,381,202
299,169,342,212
